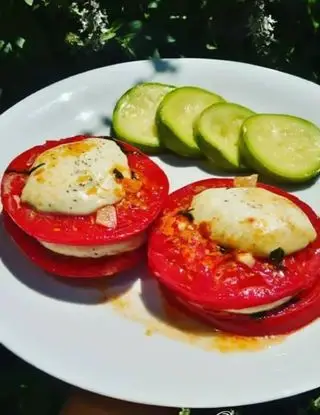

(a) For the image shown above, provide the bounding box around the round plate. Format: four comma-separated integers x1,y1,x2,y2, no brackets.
0,59,319,409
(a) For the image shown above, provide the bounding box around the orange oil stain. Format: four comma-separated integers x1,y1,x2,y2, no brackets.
108,287,284,353
86,186,98,196
60,140,97,157
77,174,92,184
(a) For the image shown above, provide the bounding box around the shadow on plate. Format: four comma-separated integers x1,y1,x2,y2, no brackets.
258,174,319,193
149,58,178,74
78,114,113,138
134,58,178,86
139,271,214,336
0,218,137,305
156,153,236,179
78,58,179,140
78,129,96,136
100,115,113,129
157,153,320,191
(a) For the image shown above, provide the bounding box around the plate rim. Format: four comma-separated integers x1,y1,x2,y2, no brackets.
2,331,320,409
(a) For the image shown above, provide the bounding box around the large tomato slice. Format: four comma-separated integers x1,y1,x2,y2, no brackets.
148,178,320,310
2,213,145,278
160,280,320,336
1,135,169,245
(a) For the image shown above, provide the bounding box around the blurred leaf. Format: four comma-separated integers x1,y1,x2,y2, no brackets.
15,37,26,49
129,20,143,31
166,35,176,43
312,395,320,411
101,30,117,41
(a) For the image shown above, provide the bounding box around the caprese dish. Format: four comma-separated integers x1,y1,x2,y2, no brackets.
148,175,320,336
1,135,169,278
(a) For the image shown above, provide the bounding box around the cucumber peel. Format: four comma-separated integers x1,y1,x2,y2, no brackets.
157,86,225,157
112,82,175,153
195,102,254,171
240,114,320,183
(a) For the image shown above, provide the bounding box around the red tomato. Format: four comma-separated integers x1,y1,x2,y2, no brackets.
148,178,320,311
159,280,320,336
1,135,169,245
2,213,145,278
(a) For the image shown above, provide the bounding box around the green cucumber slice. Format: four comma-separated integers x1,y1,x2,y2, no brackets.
112,82,175,153
195,102,254,171
157,86,225,157
240,114,320,183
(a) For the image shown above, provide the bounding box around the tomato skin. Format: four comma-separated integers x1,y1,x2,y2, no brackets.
160,281,320,337
148,178,320,311
1,135,169,245
2,213,145,278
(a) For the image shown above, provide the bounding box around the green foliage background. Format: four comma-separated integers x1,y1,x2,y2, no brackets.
0,0,319,111
0,0,320,413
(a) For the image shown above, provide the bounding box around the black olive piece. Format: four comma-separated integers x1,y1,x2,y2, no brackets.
250,295,298,321
5,162,46,176
29,163,46,174
250,311,267,320
178,209,194,222
113,168,124,180
269,247,285,268
218,245,230,254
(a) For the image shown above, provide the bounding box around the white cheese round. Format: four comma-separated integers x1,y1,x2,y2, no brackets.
21,138,130,215
39,232,146,258
191,187,316,257
225,296,292,314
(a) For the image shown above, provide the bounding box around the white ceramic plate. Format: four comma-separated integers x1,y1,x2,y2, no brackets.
0,59,319,409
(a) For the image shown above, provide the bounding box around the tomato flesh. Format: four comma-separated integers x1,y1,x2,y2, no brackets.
148,178,320,311
1,135,169,245
3,213,145,278
160,280,320,336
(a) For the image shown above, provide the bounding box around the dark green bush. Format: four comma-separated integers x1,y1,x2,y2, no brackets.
0,0,319,110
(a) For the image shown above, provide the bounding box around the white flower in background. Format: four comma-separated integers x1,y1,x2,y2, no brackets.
248,0,277,55
67,1,113,50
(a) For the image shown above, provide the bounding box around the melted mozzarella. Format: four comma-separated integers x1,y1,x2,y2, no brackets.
225,296,292,315
21,138,130,215
39,232,146,258
191,187,316,257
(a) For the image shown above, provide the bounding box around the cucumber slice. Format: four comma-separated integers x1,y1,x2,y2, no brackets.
112,82,175,153
157,86,225,157
195,102,254,171
240,114,320,183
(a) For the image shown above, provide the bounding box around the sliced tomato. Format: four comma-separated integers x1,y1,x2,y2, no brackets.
3,213,145,278
160,281,320,336
148,178,320,310
1,135,169,245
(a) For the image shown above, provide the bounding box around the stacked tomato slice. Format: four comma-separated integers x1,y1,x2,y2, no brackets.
148,178,320,336
1,135,169,278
